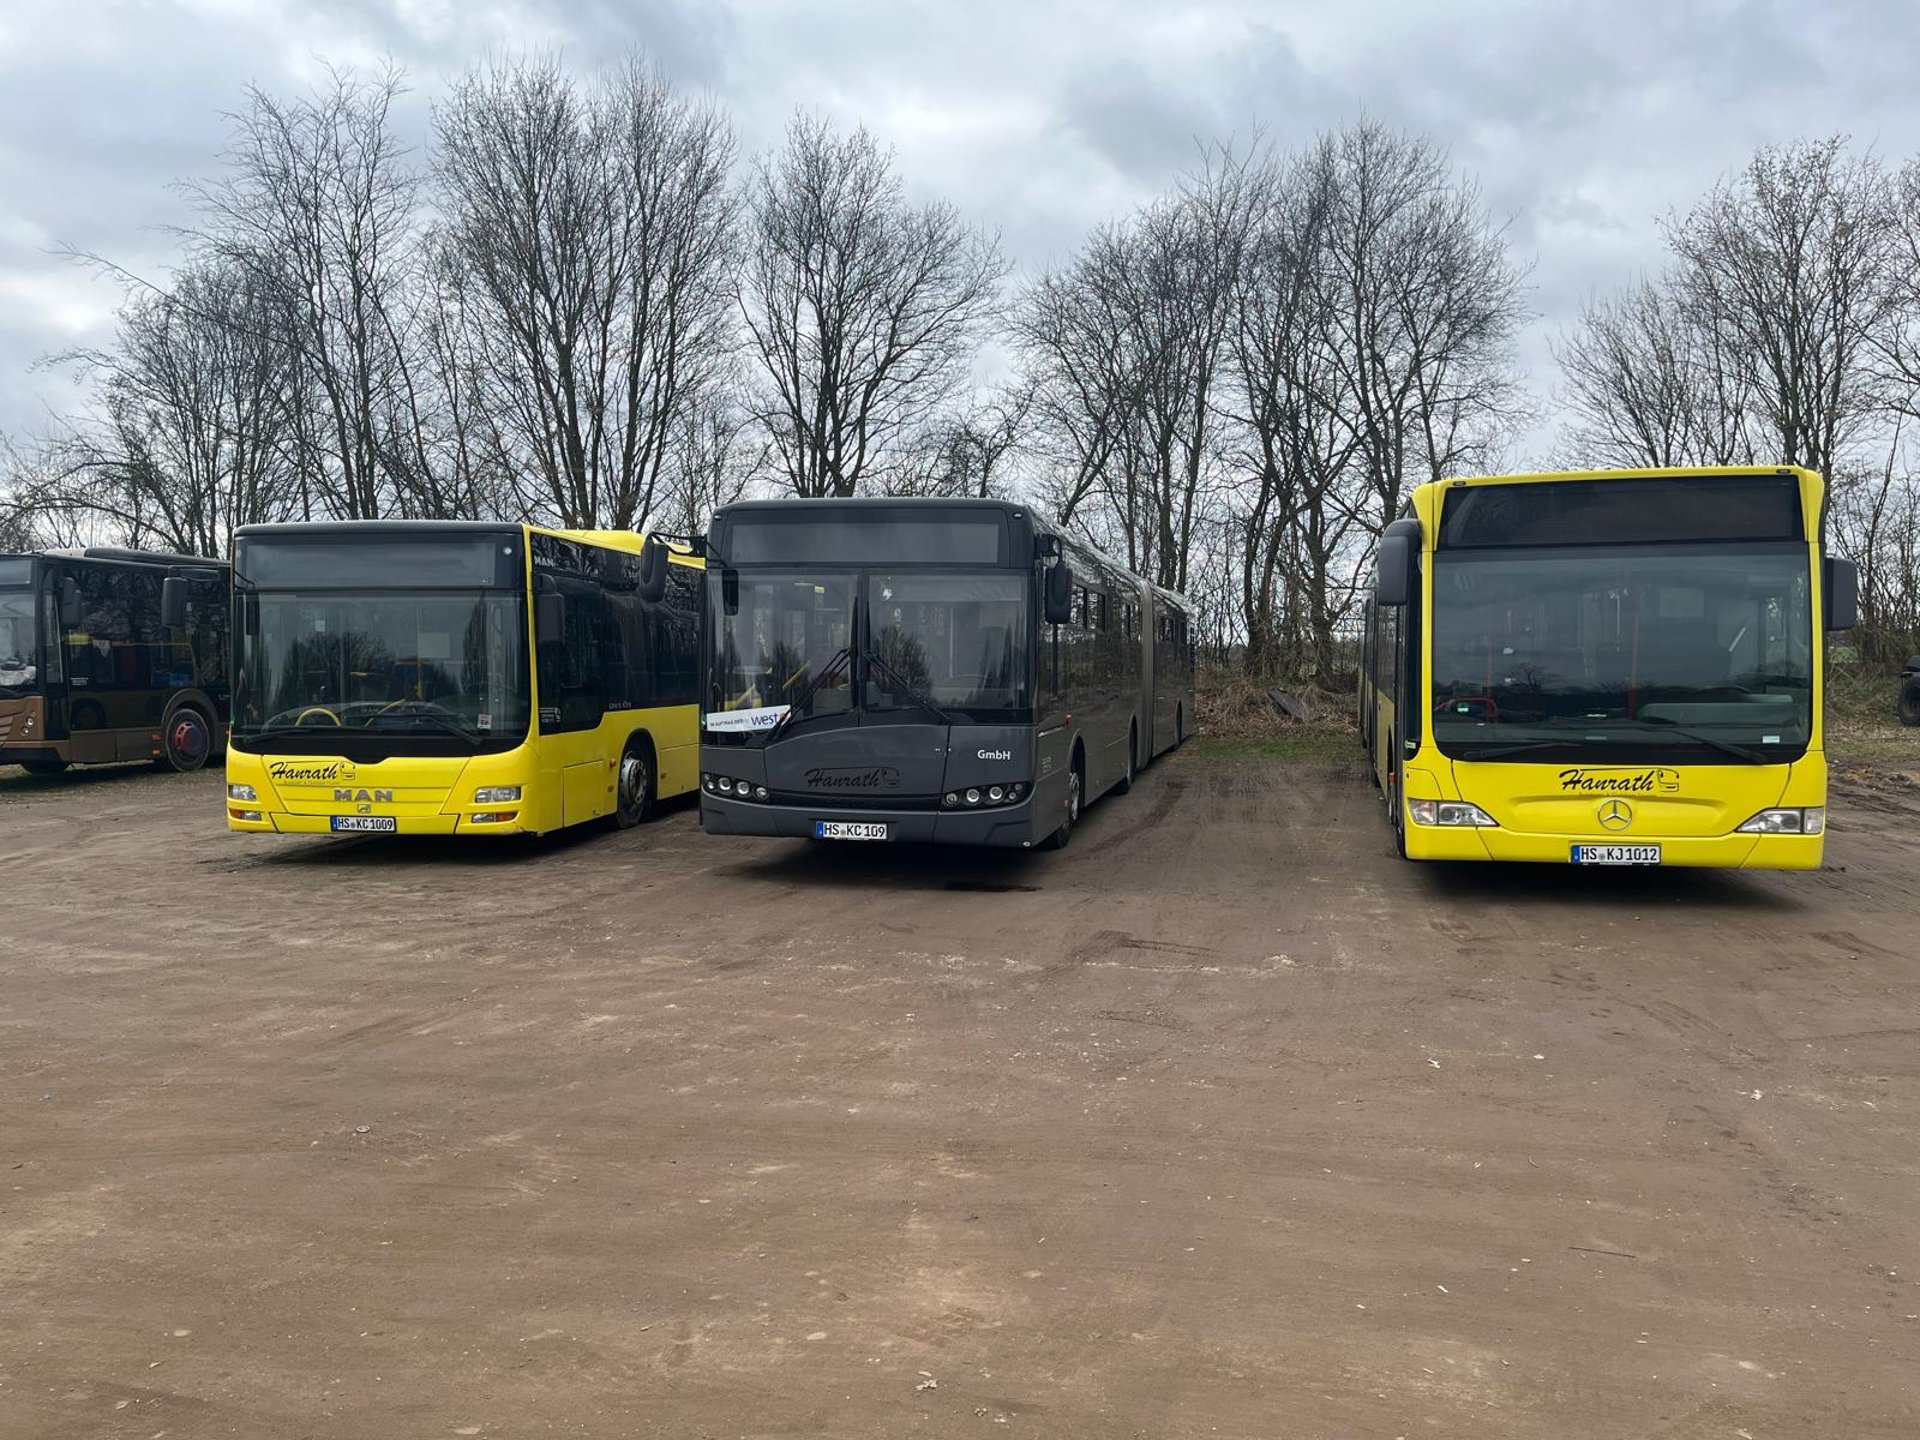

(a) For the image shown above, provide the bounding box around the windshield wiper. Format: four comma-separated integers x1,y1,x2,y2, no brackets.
864,651,956,725
765,646,852,742
1619,716,1773,764
364,704,488,748
1453,738,1593,761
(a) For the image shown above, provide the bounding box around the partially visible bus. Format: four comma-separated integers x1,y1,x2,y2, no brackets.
698,498,1195,850
1360,466,1856,869
0,547,228,775
224,521,702,837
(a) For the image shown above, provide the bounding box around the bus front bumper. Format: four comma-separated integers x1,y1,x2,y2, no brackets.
1404,824,1824,870
227,812,530,837
702,793,1045,848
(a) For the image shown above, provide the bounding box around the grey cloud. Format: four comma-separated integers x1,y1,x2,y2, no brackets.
7,0,1920,459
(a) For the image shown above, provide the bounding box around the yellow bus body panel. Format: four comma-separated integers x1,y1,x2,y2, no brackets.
1370,466,1832,871
226,530,703,838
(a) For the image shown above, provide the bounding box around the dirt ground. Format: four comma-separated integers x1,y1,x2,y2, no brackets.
3,744,1919,1439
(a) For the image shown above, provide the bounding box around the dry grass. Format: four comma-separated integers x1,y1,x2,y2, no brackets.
1194,663,1356,761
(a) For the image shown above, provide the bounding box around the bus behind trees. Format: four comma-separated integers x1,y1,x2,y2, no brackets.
1361,466,1856,869
224,522,702,837
699,498,1195,849
0,547,229,775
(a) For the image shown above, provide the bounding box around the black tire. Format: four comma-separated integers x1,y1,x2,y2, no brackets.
156,705,213,773
1900,678,1920,727
1042,759,1084,851
18,757,68,777
1115,726,1137,794
614,736,656,828
1174,704,1187,746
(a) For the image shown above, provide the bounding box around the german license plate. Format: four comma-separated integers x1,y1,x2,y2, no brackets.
331,815,397,833
815,821,889,841
1571,844,1660,865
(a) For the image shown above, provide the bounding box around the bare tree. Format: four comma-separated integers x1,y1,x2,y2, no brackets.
652,387,762,535
883,382,1031,498
1019,144,1262,590
183,64,436,519
434,55,738,530
1225,146,1366,678
1314,122,1529,528
738,113,1006,498
1664,137,1899,479
40,257,300,556
1555,276,1761,468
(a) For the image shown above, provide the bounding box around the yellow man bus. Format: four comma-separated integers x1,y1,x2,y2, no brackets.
1360,467,1858,869
224,521,701,837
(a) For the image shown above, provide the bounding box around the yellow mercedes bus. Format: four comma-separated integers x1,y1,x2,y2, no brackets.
1360,467,1858,869
224,521,701,837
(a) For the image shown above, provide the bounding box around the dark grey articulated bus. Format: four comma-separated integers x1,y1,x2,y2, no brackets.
698,498,1195,849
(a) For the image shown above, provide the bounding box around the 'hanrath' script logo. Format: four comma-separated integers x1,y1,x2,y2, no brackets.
1558,766,1681,795
268,759,354,783
805,765,902,791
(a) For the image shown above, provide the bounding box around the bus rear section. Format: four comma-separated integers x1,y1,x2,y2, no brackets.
698,499,1178,850
1366,466,1855,870
224,522,701,837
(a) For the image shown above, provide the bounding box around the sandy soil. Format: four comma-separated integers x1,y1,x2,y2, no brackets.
2,747,1918,1438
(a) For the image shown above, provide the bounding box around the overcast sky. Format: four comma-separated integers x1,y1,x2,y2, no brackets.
3,0,1918,460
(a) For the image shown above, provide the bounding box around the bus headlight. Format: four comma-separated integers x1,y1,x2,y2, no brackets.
1409,799,1498,827
1737,806,1825,835
474,786,521,804
227,783,258,802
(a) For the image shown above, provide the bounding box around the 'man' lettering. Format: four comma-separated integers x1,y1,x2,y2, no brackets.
333,787,395,804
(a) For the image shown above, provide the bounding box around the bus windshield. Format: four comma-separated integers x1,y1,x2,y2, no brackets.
1430,545,1813,758
0,589,36,694
708,570,1030,730
234,591,528,742
867,573,1028,717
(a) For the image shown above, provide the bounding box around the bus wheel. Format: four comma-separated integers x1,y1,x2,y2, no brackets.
156,706,213,772
1900,677,1920,727
1175,704,1187,746
18,757,68,777
614,737,655,828
1390,779,1409,860
1043,761,1083,851
1115,725,1136,794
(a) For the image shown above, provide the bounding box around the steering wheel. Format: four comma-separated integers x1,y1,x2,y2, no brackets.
294,706,343,726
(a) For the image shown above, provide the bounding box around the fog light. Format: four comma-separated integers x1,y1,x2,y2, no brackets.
1010,783,1025,799
228,783,257,802
471,811,517,825
1736,806,1824,835
944,792,959,807
1409,799,1498,827
231,808,262,822
474,785,521,804
754,785,769,800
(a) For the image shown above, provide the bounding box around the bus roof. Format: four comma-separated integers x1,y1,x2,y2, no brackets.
1415,464,1819,500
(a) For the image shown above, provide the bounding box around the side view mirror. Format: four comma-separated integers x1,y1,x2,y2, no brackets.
59,576,81,629
721,567,740,617
637,536,669,604
1823,555,1859,631
534,591,566,647
1374,520,1419,608
1044,561,1074,625
160,576,190,628
1036,533,1061,560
